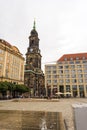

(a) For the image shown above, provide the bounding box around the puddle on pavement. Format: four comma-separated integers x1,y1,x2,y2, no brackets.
0,110,65,130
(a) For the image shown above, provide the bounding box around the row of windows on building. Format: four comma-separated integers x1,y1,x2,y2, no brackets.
58,64,87,69
46,69,87,74
64,56,86,61
58,60,87,64
46,64,87,70
0,51,20,64
47,74,87,78
52,85,87,91
56,85,87,92
0,63,23,80
0,63,20,70
47,79,87,84
48,85,87,96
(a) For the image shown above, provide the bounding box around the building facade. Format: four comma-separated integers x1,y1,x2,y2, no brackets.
45,53,87,97
24,21,45,97
0,39,24,84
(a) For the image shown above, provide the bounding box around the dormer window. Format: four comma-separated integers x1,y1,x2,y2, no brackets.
76,57,79,60
64,58,67,61
70,57,73,61
82,57,85,60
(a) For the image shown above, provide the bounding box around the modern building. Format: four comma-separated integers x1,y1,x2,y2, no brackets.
45,53,87,97
0,39,24,84
24,21,45,97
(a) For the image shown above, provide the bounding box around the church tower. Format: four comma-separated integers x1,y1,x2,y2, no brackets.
24,21,45,97
26,20,41,70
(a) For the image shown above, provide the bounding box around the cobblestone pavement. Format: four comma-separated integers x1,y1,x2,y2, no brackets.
0,98,87,130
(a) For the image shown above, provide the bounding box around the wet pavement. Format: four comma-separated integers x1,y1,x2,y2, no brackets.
1,98,84,130
0,110,65,130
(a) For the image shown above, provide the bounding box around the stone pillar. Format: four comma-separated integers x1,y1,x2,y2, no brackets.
77,85,80,97
84,85,87,97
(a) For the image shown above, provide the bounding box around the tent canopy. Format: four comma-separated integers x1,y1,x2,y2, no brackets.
55,92,63,95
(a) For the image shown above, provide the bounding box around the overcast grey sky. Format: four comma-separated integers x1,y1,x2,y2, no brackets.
0,0,87,70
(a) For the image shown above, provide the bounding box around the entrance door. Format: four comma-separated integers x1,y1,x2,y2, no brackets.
59,85,64,93
80,91,84,97
59,85,64,97
73,91,77,97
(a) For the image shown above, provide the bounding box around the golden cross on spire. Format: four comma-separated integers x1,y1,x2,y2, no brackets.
33,19,36,30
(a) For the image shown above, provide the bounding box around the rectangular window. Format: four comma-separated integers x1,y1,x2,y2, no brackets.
71,70,75,73
71,74,76,78
64,70,69,73
52,66,56,69
47,75,51,78
52,75,57,78
78,79,83,83
65,74,70,78
83,65,87,68
53,80,57,83
85,79,87,83
63,61,68,64
46,66,51,69
59,79,64,83
75,61,80,64
72,79,77,83
83,60,87,64
84,74,87,78
71,65,75,69
47,71,51,74
47,80,51,83
66,85,70,91
59,75,63,78
69,61,74,64
78,69,82,73
72,85,77,90
77,65,82,68
58,66,63,69
64,65,69,69
65,79,70,83
84,69,87,73
79,85,84,91
53,70,56,74
59,70,63,74
78,74,83,78
46,66,56,69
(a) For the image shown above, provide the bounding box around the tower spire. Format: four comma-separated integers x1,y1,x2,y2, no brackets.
33,19,36,30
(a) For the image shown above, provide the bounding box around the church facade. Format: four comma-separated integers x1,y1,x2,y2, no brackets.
24,21,45,97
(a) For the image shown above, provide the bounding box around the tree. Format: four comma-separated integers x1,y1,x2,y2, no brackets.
0,81,29,98
15,84,29,93
0,82,8,97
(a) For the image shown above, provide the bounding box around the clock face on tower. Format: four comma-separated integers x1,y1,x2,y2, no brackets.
30,48,33,52
31,37,35,40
